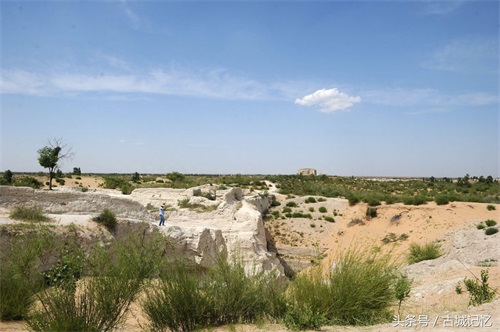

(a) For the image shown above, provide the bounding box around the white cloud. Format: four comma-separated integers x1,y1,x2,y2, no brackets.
0,65,275,100
295,88,362,113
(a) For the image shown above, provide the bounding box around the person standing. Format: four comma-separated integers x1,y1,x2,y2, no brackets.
159,204,165,226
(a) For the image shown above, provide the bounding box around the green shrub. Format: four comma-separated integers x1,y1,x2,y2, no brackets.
487,205,496,211
308,207,314,212
318,206,327,213
305,197,317,204
463,270,497,306
271,200,281,207
395,273,413,316
347,194,360,206
284,304,325,331
143,256,286,331
435,195,449,205
92,209,117,232
13,176,43,189
286,201,298,208
282,207,292,213
324,216,335,223
366,197,381,207
0,228,57,321
407,242,442,264
366,207,377,219
9,206,50,222
43,244,84,288
485,227,498,236
286,247,397,326
477,223,486,230
29,226,167,332
178,198,217,212
291,212,313,219
485,219,497,227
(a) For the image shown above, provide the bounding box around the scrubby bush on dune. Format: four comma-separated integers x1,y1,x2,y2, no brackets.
485,219,497,227
434,195,450,205
484,227,498,236
407,242,442,264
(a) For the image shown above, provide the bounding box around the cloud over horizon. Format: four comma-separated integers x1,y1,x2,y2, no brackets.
295,88,362,113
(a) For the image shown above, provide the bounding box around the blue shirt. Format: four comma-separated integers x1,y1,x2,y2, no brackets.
159,206,164,216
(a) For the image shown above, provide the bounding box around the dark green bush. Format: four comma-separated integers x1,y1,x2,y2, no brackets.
346,194,360,206
92,209,117,232
305,197,317,204
13,176,43,189
366,207,377,219
435,195,449,205
477,224,486,230
318,206,327,213
485,219,497,227
286,201,298,208
324,216,335,223
487,205,496,211
282,207,292,213
485,227,498,236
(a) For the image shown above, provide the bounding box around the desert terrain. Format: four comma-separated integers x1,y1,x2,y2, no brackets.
0,175,498,332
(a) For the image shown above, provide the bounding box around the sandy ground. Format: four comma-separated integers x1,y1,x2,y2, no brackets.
1,177,499,331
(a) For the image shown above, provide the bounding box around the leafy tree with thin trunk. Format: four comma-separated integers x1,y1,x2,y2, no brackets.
37,138,73,190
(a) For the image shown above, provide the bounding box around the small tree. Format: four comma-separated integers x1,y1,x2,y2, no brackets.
37,138,72,190
132,172,141,183
72,167,81,176
395,273,413,316
3,170,13,184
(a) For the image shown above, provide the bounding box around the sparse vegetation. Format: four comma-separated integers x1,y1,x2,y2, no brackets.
178,198,218,212
395,273,413,316
10,206,50,222
462,269,497,306
92,208,117,232
407,242,442,264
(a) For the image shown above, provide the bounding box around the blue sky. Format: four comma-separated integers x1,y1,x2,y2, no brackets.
1,0,498,177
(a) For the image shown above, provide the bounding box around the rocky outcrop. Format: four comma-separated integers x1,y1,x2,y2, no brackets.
0,186,148,219
0,185,285,277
